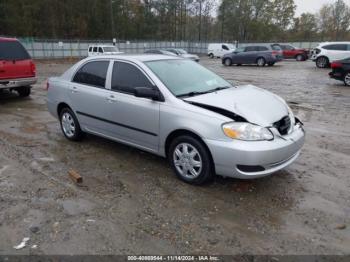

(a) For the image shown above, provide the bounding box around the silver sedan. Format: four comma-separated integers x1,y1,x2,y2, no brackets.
47,55,305,185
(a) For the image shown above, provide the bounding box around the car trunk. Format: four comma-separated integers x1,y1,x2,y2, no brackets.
0,40,35,80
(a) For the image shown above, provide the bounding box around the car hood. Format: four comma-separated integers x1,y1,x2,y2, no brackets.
184,85,289,127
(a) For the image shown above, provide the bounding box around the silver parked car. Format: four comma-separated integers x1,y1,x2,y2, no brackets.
47,55,305,185
166,48,200,62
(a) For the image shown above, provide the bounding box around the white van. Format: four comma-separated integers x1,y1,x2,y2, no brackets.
88,45,123,57
208,43,235,58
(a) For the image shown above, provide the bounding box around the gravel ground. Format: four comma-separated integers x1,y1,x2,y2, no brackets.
0,58,349,255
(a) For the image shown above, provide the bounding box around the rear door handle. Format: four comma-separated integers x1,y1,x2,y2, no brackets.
71,86,78,93
106,94,117,103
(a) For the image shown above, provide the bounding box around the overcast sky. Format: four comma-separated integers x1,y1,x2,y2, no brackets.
295,0,350,16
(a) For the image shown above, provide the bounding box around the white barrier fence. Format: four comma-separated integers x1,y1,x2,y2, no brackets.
17,38,321,59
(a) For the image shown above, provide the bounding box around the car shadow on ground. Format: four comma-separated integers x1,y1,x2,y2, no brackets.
0,90,29,104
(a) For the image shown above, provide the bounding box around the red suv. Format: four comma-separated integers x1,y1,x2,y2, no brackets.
279,44,309,61
0,37,37,97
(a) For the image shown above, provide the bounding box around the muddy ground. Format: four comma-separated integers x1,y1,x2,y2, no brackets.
0,58,349,255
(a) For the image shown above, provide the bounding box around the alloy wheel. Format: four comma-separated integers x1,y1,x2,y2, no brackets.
296,54,304,61
173,143,202,179
257,58,265,66
317,57,328,68
345,73,350,86
61,112,76,138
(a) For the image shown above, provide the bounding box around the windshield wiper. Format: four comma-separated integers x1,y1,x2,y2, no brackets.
209,86,231,92
177,91,210,98
177,86,231,98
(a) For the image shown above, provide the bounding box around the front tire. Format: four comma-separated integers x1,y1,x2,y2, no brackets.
316,56,329,68
257,57,266,67
268,62,275,66
209,53,214,59
169,135,213,185
59,108,84,141
17,86,31,97
344,72,350,86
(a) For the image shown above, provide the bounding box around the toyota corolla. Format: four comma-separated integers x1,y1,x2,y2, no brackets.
47,55,305,185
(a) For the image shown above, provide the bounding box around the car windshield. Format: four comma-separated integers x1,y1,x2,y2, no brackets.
162,50,177,56
103,47,119,52
234,47,245,53
177,49,188,54
145,59,233,97
272,45,282,51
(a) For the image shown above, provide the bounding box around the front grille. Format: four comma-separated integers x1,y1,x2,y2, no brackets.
274,116,291,136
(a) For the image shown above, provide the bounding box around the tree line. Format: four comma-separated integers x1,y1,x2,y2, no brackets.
0,0,349,42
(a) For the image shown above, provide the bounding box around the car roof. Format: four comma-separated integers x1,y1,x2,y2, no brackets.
0,37,18,42
319,42,350,46
85,54,181,62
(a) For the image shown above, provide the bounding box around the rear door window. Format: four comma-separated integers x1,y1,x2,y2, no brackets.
73,61,109,88
111,62,153,95
0,41,30,60
93,47,98,52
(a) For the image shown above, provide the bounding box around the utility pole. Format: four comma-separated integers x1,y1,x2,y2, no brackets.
110,0,115,38
198,0,202,41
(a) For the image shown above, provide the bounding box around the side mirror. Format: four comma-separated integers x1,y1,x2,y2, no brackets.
134,87,163,101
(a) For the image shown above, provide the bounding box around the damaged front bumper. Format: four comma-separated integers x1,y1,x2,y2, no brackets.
205,122,305,179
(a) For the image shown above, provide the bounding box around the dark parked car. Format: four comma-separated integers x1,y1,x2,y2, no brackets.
222,44,283,67
144,49,177,56
329,57,350,86
279,44,309,61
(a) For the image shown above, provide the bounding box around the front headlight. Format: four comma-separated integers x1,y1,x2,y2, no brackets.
222,122,274,141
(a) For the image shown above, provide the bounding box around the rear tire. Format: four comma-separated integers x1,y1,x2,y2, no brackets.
344,72,350,86
168,135,213,185
224,58,232,66
296,54,305,61
257,57,266,67
17,86,31,97
59,108,84,141
268,62,275,66
209,53,214,59
316,56,329,68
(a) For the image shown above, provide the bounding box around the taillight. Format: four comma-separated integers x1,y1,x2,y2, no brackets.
331,62,342,69
30,61,36,75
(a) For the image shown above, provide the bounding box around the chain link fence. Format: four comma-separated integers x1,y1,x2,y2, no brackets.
17,38,321,59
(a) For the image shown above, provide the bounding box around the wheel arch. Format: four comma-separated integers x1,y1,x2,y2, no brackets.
164,129,215,172
57,102,72,117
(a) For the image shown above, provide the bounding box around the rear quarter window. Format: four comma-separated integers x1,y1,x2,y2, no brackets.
323,44,347,51
0,41,30,60
258,46,269,51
